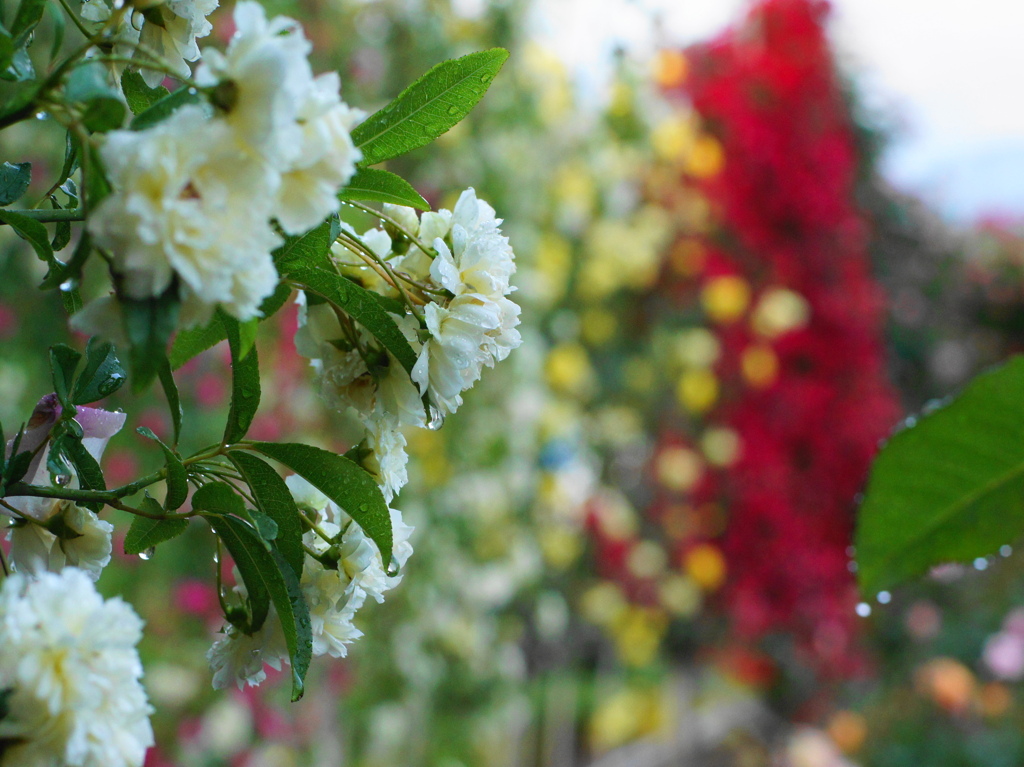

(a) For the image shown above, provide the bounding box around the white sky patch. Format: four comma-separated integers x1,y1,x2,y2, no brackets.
532,0,1024,222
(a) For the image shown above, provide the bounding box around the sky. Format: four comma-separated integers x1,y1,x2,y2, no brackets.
534,0,1024,224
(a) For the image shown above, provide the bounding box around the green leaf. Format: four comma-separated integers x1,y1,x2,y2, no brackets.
203,512,313,701
136,427,188,511
63,435,104,492
338,168,429,210
46,1,64,62
228,451,305,578
65,62,127,133
0,208,53,264
249,442,393,566
121,70,169,115
191,481,246,517
124,497,189,554
0,161,29,205
120,283,180,393
83,144,110,209
290,267,417,375
71,337,125,404
158,360,183,448
200,512,309,684
49,344,80,408
250,511,278,542
272,219,333,274
0,24,12,73
10,0,45,47
57,131,80,190
856,357,1024,595
169,283,291,370
61,285,83,316
130,86,202,131
352,48,508,167
222,315,261,444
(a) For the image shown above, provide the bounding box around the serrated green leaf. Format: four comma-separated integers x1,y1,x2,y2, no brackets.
228,451,305,578
57,131,79,189
130,86,201,131
158,360,183,448
338,168,429,210
0,208,53,264
272,219,333,274
61,285,83,316
856,357,1024,595
290,267,417,375
124,498,189,554
71,337,125,404
222,315,261,444
48,344,80,408
352,48,508,167
0,161,29,205
121,283,180,393
169,283,291,370
63,435,104,490
249,442,393,567
136,427,188,511
65,62,126,133
203,513,312,701
121,70,169,115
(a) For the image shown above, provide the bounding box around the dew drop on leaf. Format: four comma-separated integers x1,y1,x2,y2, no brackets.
855,602,871,618
138,547,155,561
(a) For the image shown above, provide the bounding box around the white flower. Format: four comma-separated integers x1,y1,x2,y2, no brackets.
9,503,113,581
89,106,281,323
363,420,408,502
274,73,364,235
135,0,219,88
206,618,287,690
301,550,364,658
0,569,153,767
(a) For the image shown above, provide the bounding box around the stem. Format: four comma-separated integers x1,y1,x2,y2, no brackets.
0,541,8,577
343,200,436,257
0,208,84,223
52,0,92,41
337,233,425,317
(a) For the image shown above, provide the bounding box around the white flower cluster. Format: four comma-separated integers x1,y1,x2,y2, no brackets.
81,0,218,88
88,1,362,326
294,189,522,506
0,568,153,767
207,476,414,689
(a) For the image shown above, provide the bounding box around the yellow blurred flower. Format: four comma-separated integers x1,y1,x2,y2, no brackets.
659,574,702,617
580,581,627,628
652,115,697,162
580,307,618,346
673,327,721,369
684,543,727,591
751,287,811,338
701,275,751,323
589,685,673,753
627,540,668,579
827,710,867,754
741,344,779,388
540,526,583,570
654,49,688,88
535,232,573,304
676,368,718,413
545,343,596,398
655,446,704,492
701,427,741,467
686,135,725,178
612,606,668,668
915,657,976,713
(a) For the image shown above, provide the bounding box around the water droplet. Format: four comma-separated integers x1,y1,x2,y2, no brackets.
480,73,494,83
447,105,460,116
187,87,198,95
35,112,48,120
877,591,892,605
974,557,989,571
54,474,71,486
59,279,78,293
138,547,155,561
385,561,400,577
97,374,124,396
212,550,220,565
1001,545,1013,558
855,602,872,618
358,504,368,513
426,407,444,431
